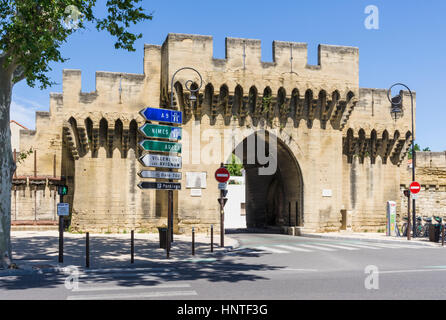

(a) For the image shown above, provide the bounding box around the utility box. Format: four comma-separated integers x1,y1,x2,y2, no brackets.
386,201,397,236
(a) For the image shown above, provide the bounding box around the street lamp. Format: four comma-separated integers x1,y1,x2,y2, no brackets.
387,83,416,238
168,67,203,242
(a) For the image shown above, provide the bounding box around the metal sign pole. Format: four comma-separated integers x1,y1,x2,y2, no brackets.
58,194,64,263
407,192,411,241
220,189,224,247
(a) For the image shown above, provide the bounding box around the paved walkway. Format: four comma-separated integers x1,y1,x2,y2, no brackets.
9,231,239,272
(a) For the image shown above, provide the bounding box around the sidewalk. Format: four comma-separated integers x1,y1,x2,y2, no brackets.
5,231,239,274
301,230,442,247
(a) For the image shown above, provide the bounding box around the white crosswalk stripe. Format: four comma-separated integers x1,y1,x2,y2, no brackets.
239,241,434,255
66,283,197,300
363,243,424,249
255,246,289,253
296,244,336,251
67,290,197,300
275,245,313,252
316,243,359,251
337,243,382,250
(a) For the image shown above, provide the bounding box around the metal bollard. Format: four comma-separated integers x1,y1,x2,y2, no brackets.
131,230,134,264
166,227,170,259
442,225,445,247
192,227,195,256
86,232,90,268
211,225,214,253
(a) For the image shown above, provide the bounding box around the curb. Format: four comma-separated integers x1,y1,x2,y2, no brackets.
300,233,442,247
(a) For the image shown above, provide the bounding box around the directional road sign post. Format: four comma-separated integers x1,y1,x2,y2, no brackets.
140,107,182,125
139,140,182,153
138,182,181,190
139,123,182,140
139,107,183,254
139,154,182,169
139,170,182,180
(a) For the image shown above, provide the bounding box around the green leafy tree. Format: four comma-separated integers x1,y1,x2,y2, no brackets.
0,0,152,269
227,154,243,177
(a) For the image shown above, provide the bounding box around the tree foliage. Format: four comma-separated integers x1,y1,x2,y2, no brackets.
227,153,243,177
0,0,152,88
0,0,152,269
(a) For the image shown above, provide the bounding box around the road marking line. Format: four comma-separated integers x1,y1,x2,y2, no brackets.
72,283,191,292
297,244,336,251
67,290,198,300
255,246,289,253
337,243,382,250
315,243,359,251
275,245,313,252
380,269,446,274
366,243,425,249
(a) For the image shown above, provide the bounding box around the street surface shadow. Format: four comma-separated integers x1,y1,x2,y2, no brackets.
0,235,285,291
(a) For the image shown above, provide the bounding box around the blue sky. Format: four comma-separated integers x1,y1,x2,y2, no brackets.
11,0,446,151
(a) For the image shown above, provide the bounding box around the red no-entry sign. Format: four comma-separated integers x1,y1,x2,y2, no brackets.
215,167,230,183
410,182,421,194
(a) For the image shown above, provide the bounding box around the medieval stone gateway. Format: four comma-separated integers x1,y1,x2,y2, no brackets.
12,33,415,234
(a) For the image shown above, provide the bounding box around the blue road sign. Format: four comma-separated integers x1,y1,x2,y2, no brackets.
140,107,182,124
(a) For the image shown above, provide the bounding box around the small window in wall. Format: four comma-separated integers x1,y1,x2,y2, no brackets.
240,203,246,216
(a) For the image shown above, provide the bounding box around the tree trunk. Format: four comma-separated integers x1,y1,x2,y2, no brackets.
0,64,15,269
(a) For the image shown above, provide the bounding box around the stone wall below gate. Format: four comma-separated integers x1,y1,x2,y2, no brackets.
400,152,446,221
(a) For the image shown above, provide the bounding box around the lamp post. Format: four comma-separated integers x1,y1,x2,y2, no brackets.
387,83,416,238
169,67,203,242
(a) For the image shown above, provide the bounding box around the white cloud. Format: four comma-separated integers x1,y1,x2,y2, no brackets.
10,99,44,130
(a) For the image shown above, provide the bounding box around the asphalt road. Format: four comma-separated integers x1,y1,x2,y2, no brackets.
2,233,446,300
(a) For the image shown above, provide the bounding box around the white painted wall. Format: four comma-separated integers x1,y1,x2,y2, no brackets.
10,121,28,152
224,175,246,229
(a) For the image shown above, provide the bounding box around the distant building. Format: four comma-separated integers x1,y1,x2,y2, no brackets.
10,120,28,152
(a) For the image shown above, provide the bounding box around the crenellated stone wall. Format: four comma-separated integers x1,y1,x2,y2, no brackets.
400,152,446,219
11,33,417,233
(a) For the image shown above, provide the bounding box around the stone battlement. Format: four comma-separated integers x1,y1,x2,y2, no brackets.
161,33,359,96
416,151,446,168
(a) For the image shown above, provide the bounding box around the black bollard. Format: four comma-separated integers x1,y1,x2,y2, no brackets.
166,227,170,259
131,230,134,264
442,225,445,247
192,227,195,256
211,225,214,253
86,232,90,268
